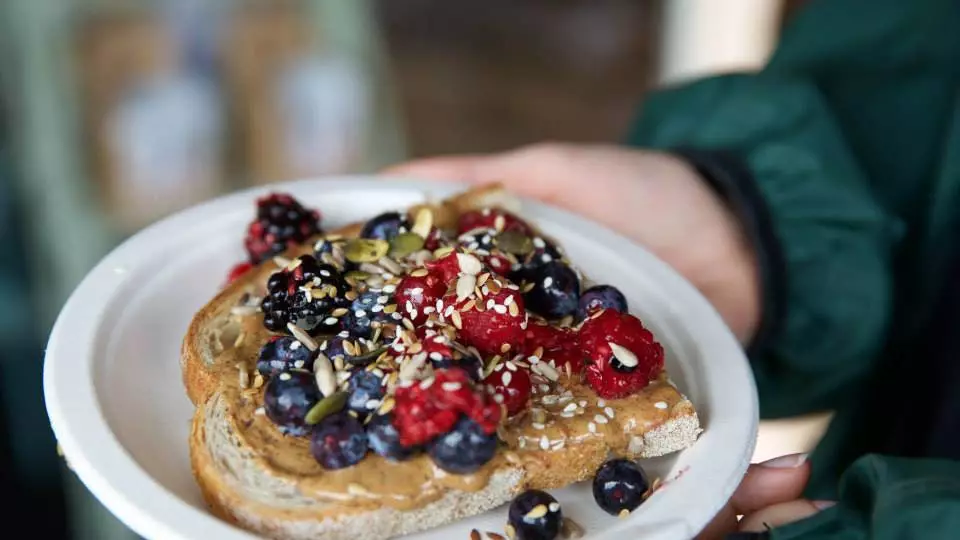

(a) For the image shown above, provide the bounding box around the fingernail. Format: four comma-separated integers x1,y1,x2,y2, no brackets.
759,453,808,468
812,500,837,510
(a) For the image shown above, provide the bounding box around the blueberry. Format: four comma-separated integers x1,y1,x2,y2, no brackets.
256,337,317,377
347,370,385,417
310,412,368,470
263,371,323,436
512,236,563,274
427,416,498,474
507,489,563,540
520,261,580,320
577,284,628,320
344,291,396,339
457,227,498,255
360,211,408,241
313,237,355,271
428,348,483,382
366,413,418,461
592,458,650,516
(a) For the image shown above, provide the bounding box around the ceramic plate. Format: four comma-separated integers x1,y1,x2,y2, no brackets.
44,178,757,540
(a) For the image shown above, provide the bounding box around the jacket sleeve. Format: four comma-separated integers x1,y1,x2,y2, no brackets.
771,454,960,540
627,74,900,417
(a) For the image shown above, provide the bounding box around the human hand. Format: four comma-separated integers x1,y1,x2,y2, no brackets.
382,143,761,343
696,453,835,539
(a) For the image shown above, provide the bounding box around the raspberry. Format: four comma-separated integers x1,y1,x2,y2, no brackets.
441,282,526,357
522,320,575,353
483,360,532,416
244,193,322,264
425,251,463,283
225,261,253,286
458,208,533,236
392,368,502,447
395,269,448,325
579,310,664,399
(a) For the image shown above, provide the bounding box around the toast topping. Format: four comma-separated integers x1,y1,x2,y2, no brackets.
209,191,690,512
244,193,323,264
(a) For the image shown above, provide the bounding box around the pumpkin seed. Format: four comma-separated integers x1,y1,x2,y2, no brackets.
389,232,425,258
344,270,371,282
345,239,389,263
305,391,349,425
495,230,534,255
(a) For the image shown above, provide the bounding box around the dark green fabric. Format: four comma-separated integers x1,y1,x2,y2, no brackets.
627,0,960,537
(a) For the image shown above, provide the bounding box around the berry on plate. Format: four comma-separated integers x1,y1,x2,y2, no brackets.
592,458,650,516
310,412,369,470
506,489,563,540
579,309,664,399
263,371,323,436
346,370,386,418
256,336,317,378
427,416,498,474
577,284,628,320
344,290,397,339
244,193,322,264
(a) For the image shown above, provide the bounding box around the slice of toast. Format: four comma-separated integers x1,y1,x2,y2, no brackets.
182,183,701,540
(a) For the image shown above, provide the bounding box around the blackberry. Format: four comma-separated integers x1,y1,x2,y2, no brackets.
244,193,322,264
260,255,349,335
457,227,498,255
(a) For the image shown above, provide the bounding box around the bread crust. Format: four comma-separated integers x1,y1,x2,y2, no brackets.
181,183,702,539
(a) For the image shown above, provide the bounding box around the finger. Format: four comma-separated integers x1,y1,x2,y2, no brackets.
693,501,739,540
731,454,811,514
379,155,495,183
739,499,833,532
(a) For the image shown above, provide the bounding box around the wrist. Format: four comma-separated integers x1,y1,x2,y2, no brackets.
668,147,785,357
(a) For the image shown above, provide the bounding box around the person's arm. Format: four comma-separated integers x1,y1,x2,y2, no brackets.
628,74,900,418
768,454,960,539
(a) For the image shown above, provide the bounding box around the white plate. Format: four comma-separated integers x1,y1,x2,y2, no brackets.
44,177,757,540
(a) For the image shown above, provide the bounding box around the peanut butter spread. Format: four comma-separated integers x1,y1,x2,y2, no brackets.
211,309,691,513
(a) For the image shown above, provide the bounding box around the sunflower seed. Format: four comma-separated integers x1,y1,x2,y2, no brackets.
313,354,337,396
457,274,477,301
524,504,548,520
287,323,319,351
378,256,404,275
609,342,639,368
456,253,482,275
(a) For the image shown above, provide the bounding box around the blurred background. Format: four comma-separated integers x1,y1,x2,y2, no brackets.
0,0,802,537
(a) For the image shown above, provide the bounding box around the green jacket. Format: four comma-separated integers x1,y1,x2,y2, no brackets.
628,0,960,538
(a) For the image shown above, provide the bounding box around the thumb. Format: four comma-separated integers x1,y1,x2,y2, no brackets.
379,154,497,183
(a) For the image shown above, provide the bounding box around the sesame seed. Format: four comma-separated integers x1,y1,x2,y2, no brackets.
291,341,302,351
588,422,597,433
549,502,560,512
594,414,609,424
493,393,504,404
441,381,462,392
605,407,616,418
532,423,545,430
563,402,577,413
597,399,606,408
539,436,550,450
493,304,507,314
505,361,517,371
655,401,668,409
279,372,291,381
255,407,266,416
502,372,513,386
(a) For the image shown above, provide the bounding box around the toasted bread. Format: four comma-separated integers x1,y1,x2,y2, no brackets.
181,183,702,540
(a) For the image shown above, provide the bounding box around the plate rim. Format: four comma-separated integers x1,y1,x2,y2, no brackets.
44,176,758,540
